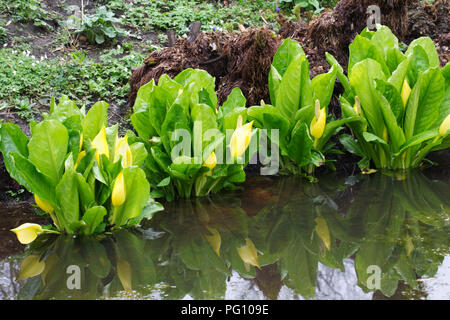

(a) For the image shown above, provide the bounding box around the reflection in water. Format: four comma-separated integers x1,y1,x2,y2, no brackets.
2,171,449,300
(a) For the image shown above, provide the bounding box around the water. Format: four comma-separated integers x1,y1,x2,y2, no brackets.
0,170,449,300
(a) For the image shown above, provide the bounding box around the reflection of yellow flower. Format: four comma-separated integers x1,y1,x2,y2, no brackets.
230,116,254,157
310,100,326,140
18,254,45,280
112,171,126,207
34,194,54,214
11,223,43,244
237,238,260,271
439,114,450,137
315,216,331,251
91,126,109,164
117,259,132,292
401,78,411,108
114,134,133,168
203,152,217,170
204,226,221,256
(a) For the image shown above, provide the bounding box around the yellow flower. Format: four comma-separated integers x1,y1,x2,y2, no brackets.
91,126,109,164
79,134,84,152
11,223,43,244
112,171,126,207
230,115,254,157
34,194,54,214
401,78,411,108
439,114,450,137
353,96,363,116
203,152,217,170
18,254,45,280
114,134,133,168
310,100,326,140
74,150,86,170
237,238,260,270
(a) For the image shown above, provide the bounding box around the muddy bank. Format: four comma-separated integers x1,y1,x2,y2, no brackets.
129,0,449,110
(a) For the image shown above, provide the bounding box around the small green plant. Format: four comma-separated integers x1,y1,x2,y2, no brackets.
77,6,127,44
327,26,450,171
131,68,256,200
247,39,360,177
1,96,163,242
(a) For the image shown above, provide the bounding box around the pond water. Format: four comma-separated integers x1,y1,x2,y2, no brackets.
0,169,449,300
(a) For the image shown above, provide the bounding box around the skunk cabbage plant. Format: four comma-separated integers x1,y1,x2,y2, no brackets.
326,26,450,170
131,68,256,200
247,39,361,177
0,96,163,241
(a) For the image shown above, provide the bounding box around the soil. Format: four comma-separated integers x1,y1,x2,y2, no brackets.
129,0,449,110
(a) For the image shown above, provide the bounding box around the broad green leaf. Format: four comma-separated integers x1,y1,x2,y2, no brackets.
325,52,350,93
268,65,282,105
81,206,107,235
221,88,246,115
0,123,30,189
349,59,386,137
406,45,430,87
362,132,388,145
406,37,440,69
82,101,108,141
288,122,313,166
10,152,56,206
404,67,445,137
55,168,79,233
28,120,69,185
311,66,337,110
371,26,399,59
349,35,390,78
272,38,305,76
130,142,148,167
148,85,171,135
276,54,311,120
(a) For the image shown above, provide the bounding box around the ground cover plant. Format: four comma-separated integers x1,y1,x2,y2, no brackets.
326,26,450,170
1,96,163,242
131,68,256,200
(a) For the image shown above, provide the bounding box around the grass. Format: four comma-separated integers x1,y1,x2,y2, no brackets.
0,0,339,123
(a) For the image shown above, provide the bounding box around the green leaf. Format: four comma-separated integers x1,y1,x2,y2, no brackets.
221,88,246,115
362,132,388,146
10,152,56,206
340,134,364,156
276,54,311,120
311,66,337,109
271,38,305,76
82,101,108,141
371,26,399,60
349,35,390,78
349,59,386,137
406,37,440,69
0,123,30,189
28,120,69,185
268,65,282,105
288,122,314,166
55,168,80,233
325,52,350,93
130,142,148,167
81,206,107,235
404,67,445,137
